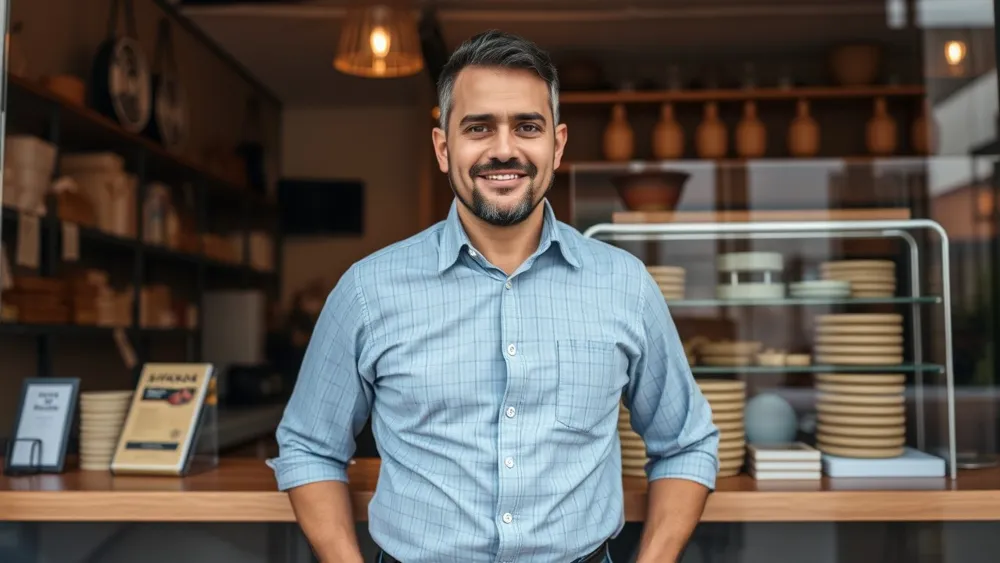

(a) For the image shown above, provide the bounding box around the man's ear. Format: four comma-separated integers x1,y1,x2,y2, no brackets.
553,123,568,170
432,127,449,174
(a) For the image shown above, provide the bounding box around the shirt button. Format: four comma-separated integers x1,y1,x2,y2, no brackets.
504,280,512,290
502,512,513,524
507,343,516,356
468,248,477,257
505,406,516,418
504,457,514,468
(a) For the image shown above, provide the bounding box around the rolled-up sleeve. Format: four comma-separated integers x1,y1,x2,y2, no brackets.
624,272,720,490
267,264,375,491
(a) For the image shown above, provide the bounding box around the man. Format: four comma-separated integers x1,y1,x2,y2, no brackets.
269,30,719,563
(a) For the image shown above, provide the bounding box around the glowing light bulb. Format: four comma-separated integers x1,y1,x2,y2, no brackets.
370,26,391,58
945,40,967,66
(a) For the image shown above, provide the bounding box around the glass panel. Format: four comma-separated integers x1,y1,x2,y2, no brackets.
560,0,999,480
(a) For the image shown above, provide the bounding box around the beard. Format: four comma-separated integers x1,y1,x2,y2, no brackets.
449,157,553,227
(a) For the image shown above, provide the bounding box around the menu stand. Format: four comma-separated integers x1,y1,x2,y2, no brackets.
3,438,42,476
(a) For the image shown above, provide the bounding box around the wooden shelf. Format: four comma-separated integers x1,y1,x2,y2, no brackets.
559,85,926,105
5,75,274,210
1,457,998,523
555,156,932,174
612,208,912,224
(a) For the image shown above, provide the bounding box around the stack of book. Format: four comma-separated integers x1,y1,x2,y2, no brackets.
747,443,822,480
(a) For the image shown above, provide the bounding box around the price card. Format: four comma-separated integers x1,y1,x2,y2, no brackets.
16,212,39,269
62,222,79,262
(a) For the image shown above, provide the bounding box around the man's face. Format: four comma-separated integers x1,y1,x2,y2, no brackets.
432,66,568,227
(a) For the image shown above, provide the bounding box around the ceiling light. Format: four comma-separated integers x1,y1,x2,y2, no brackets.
334,4,424,78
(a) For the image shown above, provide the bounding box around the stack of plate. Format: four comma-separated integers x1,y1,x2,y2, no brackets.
698,340,762,367
696,379,747,477
618,402,648,477
820,260,896,298
814,373,906,458
647,265,685,300
78,390,132,471
716,252,785,300
789,280,851,299
813,313,904,365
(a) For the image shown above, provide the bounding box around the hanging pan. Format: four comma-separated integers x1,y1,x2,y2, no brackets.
90,0,152,134
143,17,188,151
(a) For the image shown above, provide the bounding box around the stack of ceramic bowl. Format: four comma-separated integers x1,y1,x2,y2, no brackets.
814,373,906,458
78,390,132,471
646,265,685,301
696,378,747,477
813,313,904,365
618,402,648,477
789,280,851,299
698,340,762,367
820,260,896,298
716,252,785,301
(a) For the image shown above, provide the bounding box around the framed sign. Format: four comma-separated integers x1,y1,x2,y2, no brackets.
4,378,79,475
111,363,213,476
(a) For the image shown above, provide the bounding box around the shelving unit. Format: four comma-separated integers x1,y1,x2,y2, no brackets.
582,217,957,478
0,74,281,380
559,84,926,105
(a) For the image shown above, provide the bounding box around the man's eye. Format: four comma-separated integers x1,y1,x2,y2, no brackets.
519,124,540,133
467,125,488,134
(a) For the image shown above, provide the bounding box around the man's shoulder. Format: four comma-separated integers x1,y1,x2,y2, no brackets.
346,221,446,280
554,220,649,276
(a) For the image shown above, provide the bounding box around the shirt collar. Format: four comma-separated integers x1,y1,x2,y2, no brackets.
437,198,582,273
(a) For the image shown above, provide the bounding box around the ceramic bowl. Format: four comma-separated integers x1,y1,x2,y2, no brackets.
611,170,690,212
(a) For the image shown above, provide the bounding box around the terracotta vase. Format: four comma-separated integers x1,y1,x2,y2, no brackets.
788,99,820,157
866,96,897,156
736,101,766,158
652,103,684,159
911,98,937,155
696,102,727,159
603,103,634,162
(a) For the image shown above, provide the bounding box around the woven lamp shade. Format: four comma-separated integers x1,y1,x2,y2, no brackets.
334,4,424,78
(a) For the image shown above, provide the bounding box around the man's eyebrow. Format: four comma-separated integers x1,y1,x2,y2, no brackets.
458,112,548,126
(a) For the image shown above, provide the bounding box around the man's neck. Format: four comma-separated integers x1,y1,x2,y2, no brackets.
457,202,547,276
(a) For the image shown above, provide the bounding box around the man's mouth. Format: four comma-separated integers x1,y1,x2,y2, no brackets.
479,172,526,181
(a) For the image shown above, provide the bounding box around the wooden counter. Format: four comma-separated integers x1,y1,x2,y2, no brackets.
2,457,1000,523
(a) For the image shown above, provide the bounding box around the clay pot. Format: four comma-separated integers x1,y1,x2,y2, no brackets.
829,43,882,86
652,103,684,159
736,101,766,158
866,96,897,156
603,103,634,162
612,170,690,212
788,99,820,157
696,102,727,159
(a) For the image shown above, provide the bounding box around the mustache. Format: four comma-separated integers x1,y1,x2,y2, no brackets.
469,159,537,178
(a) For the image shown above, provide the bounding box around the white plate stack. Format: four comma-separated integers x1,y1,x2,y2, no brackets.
747,443,822,480
697,379,747,477
788,280,851,299
814,373,907,458
78,390,132,471
820,260,896,298
646,265,685,301
618,401,648,477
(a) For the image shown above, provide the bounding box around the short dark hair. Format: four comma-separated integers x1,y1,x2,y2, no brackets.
436,30,560,130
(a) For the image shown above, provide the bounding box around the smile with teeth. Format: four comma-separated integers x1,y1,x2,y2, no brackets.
484,173,522,181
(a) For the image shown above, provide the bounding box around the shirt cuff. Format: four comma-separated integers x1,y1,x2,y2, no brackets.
646,449,719,491
266,455,350,491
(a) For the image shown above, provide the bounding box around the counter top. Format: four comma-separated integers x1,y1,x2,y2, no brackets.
2,457,1000,523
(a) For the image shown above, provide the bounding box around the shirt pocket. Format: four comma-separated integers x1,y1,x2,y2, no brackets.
555,339,626,433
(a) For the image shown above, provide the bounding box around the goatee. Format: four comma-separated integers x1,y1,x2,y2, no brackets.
449,159,552,227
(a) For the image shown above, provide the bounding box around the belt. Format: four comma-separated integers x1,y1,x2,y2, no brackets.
377,540,608,563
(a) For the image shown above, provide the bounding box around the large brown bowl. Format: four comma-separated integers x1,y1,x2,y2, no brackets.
611,170,690,212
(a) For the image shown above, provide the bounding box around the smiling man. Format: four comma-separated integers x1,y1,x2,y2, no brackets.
269,30,719,563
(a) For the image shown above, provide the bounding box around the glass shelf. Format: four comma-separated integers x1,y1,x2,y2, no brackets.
692,364,944,375
668,296,942,307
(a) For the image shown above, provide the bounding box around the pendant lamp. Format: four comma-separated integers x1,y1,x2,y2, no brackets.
334,4,424,78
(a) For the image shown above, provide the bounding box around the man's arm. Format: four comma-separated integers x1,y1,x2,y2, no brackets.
624,271,719,562
636,478,710,563
267,265,375,563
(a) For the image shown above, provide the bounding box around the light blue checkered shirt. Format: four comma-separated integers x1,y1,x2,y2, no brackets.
269,198,719,563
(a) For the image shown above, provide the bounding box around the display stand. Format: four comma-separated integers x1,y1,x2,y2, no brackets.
582,217,957,478
2,438,42,476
